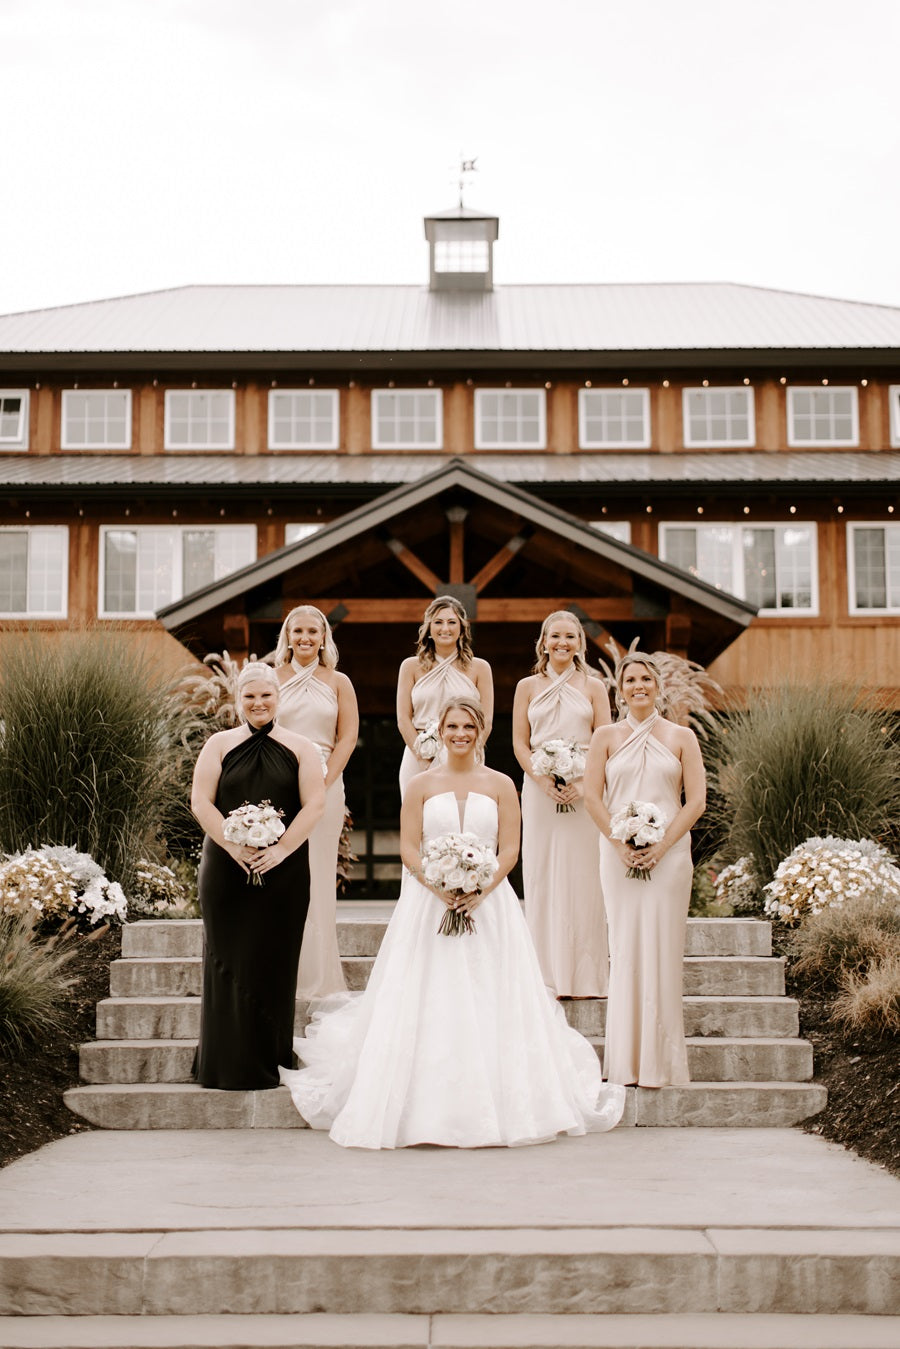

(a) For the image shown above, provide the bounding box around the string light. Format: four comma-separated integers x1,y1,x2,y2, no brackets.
645,504,653,514
621,378,629,386
191,381,197,389
171,509,178,518
308,377,315,386
584,380,592,388
388,380,395,389
702,379,709,387
662,379,670,388
743,377,750,385
822,378,829,386
743,505,750,515
861,378,868,387
219,507,226,517
789,505,797,514
889,505,895,514
270,379,277,388
348,380,356,389
152,379,158,388
427,379,435,388
779,377,787,385
697,505,704,515
466,378,474,387
545,381,552,389
836,504,844,514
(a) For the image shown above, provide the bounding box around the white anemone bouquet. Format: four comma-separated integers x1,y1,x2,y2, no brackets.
222,799,286,886
413,722,441,762
609,800,667,880
530,738,586,813
419,831,498,936
763,835,900,926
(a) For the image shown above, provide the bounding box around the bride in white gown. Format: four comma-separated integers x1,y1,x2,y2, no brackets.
279,698,626,1149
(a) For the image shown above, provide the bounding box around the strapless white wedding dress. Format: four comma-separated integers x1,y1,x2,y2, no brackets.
279,791,625,1148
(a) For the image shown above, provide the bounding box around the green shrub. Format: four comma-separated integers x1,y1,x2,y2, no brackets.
0,913,76,1057
833,954,900,1035
703,683,900,884
788,895,900,993
0,630,193,890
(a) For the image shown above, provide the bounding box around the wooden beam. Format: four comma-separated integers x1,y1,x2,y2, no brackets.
446,506,467,585
382,535,443,593
666,613,692,659
469,530,530,594
283,597,638,623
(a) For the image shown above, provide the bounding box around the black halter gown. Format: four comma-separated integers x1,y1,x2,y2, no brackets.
192,721,310,1089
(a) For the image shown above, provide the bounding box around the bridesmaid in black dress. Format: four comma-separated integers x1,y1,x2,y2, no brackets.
190,662,325,1089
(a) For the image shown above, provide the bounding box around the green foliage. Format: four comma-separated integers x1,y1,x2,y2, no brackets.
788,895,900,993
703,683,900,885
0,630,194,890
0,913,76,1058
689,859,732,916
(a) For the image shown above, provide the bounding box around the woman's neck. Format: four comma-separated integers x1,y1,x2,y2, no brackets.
432,642,458,663
547,654,575,675
291,653,318,670
626,704,657,724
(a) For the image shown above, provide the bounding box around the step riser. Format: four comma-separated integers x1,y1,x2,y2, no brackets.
121,917,773,960
109,956,785,999
1,1237,894,1316
79,1039,814,1085
63,1082,827,1131
97,995,801,1042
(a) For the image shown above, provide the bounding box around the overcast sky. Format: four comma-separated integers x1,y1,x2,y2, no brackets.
2,0,899,316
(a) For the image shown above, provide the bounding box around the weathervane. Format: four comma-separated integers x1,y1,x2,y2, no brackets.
457,155,478,208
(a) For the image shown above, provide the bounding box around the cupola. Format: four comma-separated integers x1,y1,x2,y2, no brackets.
424,206,499,292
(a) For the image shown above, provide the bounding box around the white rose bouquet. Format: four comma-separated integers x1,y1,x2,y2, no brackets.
222,799,286,886
419,831,499,936
530,738,586,813
413,722,441,762
609,800,667,880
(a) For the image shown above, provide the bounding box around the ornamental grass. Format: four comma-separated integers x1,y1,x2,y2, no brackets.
0,629,194,890
788,894,900,993
703,682,900,885
0,913,76,1058
833,954,900,1035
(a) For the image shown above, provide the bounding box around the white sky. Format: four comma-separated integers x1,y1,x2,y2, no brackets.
2,0,900,316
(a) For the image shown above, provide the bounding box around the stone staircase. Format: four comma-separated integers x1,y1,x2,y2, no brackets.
65,911,826,1130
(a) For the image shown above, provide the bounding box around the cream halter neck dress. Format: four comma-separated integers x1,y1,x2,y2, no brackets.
277,659,347,1001
522,665,609,997
398,653,481,801
598,711,691,1087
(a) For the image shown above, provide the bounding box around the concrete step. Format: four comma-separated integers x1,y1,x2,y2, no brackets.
78,1036,813,1086
96,992,801,1042
3,1313,900,1348
0,1222,893,1316
121,916,773,960
108,954,786,999
63,1080,827,1130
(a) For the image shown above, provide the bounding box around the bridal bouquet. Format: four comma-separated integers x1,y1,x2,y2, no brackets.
222,799,285,886
531,738,586,813
420,831,498,936
609,800,667,880
413,722,441,761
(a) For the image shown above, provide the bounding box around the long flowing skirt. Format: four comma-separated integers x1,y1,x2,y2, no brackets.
297,776,347,1001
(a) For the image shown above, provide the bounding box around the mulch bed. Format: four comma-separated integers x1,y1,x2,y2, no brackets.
0,926,120,1169
0,925,897,1173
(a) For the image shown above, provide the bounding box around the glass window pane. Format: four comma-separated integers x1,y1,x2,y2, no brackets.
742,528,777,609
854,528,887,609
136,531,175,612
104,530,137,613
183,530,216,593
0,531,28,611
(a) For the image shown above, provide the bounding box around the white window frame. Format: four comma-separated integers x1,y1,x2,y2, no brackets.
659,521,819,616
61,389,132,450
589,520,632,544
0,525,68,617
682,386,755,448
164,390,235,450
578,389,650,449
0,389,29,450
98,524,256,618
889,386,900,449
371,389,443,449
787,386,859,448
474,388,546,449
268,390,339,450
847,522,900,615
285,523,322,545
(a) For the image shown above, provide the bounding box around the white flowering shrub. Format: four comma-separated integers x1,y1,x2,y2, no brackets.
0,845,127,930
763,836,900,927
129,860,189,917
714,855,762,915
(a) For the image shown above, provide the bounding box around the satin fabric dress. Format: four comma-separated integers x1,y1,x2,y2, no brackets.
398,654,481,801
279,791,625,1149
192,722,309,1089
522,666,609,997
598,711,692,1087
277,659,347,1001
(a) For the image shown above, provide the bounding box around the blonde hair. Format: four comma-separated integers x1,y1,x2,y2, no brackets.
532,610,592,677
236,661,280,722
415,595,473,669
274,605,339,669
437,697,486,758
614,652,666,718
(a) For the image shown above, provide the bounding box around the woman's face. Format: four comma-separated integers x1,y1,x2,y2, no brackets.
430,607,461,647
240,679,278,726
620,662,658,711
440,707,479,756
288,616,323,662
545,619,581,663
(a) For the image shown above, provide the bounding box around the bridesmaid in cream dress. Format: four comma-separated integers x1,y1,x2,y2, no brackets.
513,611,611,998
396,595,493,802
275,606,359,1001
584,653,706,1087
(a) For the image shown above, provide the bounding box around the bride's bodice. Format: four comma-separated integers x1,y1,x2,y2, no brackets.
422,791,498,849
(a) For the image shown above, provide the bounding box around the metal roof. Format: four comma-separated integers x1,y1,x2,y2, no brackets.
156,457,757,631
2,282,900,361
2,451,898,493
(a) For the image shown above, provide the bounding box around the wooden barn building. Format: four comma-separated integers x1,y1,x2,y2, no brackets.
2,205,899,879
